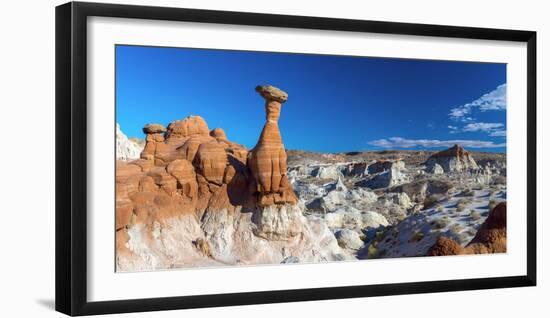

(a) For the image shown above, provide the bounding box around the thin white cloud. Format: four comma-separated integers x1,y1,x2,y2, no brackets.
449,84,506,121
449,121,506,137
462,122,504,132
489,130,506,137
369,137,505,149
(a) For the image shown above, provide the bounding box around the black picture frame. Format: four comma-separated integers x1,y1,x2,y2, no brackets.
55,1,537,316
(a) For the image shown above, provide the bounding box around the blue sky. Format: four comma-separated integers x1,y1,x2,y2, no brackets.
116,45,506,153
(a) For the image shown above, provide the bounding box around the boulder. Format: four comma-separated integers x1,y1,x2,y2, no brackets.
311,165,343,180
363,161,408,189
383,192,412,209
143,123,167,134
165,115,210,139
335,229,364,250
426,236,463,256
307,189,347,212
324,207,389,231
426,163,444,174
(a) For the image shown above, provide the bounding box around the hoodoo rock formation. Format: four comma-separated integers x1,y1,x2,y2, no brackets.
140,123,167,162
424,144,478,173
115,85,347,271
249,85,298,207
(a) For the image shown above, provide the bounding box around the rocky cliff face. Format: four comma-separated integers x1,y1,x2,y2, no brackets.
424,144,478,172
116,85,348,271
116,123,144,161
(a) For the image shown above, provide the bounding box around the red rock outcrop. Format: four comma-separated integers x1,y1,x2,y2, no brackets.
430,144,470,159
166,115,210,139
116,85,302,261
426,236,465,256
426,202,507,256
195,141,228,185
249,85,298,207
465,202,506,253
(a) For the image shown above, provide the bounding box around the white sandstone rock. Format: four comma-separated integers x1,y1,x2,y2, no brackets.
311,165,343,180
116,123,144,160
118,203,353,271
335,229,364,250
365,162,409,189
424,145,478,173
252,204,305,241
324,207,389,231
426,163,444,174
388,192,413,209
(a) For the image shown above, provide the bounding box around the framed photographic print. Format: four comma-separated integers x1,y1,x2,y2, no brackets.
55,1,536,316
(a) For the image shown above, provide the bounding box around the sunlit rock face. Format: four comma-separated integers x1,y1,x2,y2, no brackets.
115,85,350,271
424,144,478,172
363,159,408,189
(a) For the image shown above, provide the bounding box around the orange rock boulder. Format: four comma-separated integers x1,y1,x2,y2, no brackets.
426,236,464,256
426,202,507,256
166,115,210,139
465,202,506,253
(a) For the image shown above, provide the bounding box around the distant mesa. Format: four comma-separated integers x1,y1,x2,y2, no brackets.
424,144,478,173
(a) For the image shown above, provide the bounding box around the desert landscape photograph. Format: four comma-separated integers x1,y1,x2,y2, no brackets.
115,45,507,272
